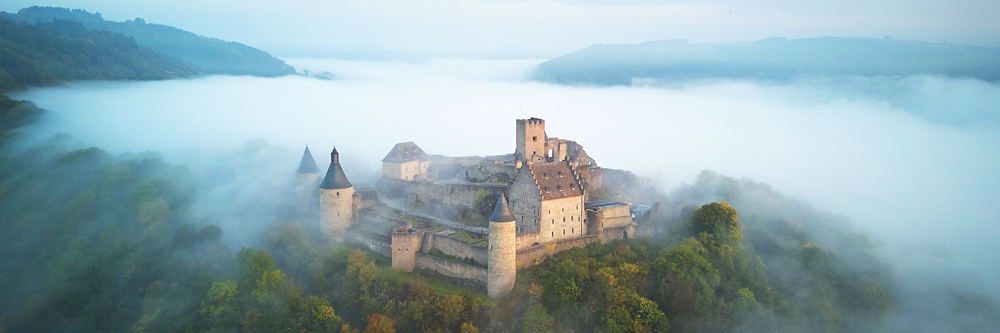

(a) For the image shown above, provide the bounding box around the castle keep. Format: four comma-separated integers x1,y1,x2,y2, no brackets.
302,117,646,298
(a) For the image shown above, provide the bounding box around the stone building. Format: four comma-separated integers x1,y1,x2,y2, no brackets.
487,194,516,298
382,142,430,181
508,161,586,243
303,117,646,298
319,147,356,243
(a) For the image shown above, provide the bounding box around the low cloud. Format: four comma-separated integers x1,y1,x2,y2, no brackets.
11,58,1000,326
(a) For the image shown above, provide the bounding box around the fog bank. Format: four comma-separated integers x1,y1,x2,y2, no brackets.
11,58,1000,306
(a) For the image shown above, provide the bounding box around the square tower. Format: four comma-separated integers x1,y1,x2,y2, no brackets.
516,117,546,164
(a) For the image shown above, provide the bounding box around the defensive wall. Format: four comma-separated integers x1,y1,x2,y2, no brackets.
515,234,599,269
634,221,673,239
421,231,488,265
379,177,508,207
414,253,487,293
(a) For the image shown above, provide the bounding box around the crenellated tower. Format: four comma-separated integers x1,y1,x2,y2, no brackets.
319,147,354,242
516,117,546,165
487,193,517,298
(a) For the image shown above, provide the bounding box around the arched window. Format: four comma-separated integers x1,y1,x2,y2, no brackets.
563,217,566,222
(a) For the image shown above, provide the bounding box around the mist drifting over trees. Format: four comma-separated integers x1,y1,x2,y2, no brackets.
1,1,1000,332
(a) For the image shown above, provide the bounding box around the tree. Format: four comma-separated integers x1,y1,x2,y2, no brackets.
521,304,554,333
691,202,741,244
295,296,347,332
460,322,480,333
198,281,240,332
237,247,276,290
345,250,380,297
434,294,466,328
363,314,395,333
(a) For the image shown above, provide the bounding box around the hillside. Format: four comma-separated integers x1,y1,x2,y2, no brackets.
533,37,1000,86
1,6,295,77
0,18,198,91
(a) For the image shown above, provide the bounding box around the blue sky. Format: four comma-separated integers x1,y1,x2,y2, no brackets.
2,0,998,57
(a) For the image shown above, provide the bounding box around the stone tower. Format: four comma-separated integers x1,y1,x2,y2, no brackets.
488,193,517,298
319,147,354,242
295,146,321,207
516,117,546,165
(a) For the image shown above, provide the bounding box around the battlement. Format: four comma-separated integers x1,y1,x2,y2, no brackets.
518,117,546,126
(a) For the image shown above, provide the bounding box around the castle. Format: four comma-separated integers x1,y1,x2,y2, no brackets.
296,117,649,298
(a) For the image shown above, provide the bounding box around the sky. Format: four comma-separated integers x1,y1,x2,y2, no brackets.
2,0,999,58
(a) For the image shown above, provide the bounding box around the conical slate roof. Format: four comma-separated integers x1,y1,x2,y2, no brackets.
320,148,353,190
296,146,320,174
489,193,516,222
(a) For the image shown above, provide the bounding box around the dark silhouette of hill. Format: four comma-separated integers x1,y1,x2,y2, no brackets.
534,37,1000,86
1,6,295,77
0,18,198,91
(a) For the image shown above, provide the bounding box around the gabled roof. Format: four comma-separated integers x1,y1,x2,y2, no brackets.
530,162,583,201
320,148,353,189
489,193,516,222
296,146,320,174
382,142,427,163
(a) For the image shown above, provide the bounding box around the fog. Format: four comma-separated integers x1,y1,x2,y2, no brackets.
9,58,1000,327
2,0,999,58
12,59,1000,298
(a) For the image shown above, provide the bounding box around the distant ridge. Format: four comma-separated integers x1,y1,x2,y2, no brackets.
1,6,295,77
0,19,198,91
533,37,1000,86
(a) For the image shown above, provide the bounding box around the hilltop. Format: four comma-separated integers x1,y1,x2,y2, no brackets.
533,37,1000,86
1,6,295,77
0,18,198,91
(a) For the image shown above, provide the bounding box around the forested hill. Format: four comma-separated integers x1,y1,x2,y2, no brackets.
1,6,295,77
0,18,199,91
533,37,1000,86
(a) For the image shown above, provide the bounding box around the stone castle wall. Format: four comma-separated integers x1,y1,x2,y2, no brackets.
515,234,599,269
379,178,507,207
515,232,541,250
634,221,672,239
423,232,488,265
599,224,635,243
414,253,487,292
348,231,392,257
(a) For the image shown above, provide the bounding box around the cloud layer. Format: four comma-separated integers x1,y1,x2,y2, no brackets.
12,58,1000,303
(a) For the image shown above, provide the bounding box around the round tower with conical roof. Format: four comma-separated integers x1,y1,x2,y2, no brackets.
320,147,354,242
296,146,321,208
488,193,517,298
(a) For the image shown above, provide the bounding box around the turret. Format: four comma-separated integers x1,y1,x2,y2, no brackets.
488,193,517,298
296,146,321,207
319,147,354,242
